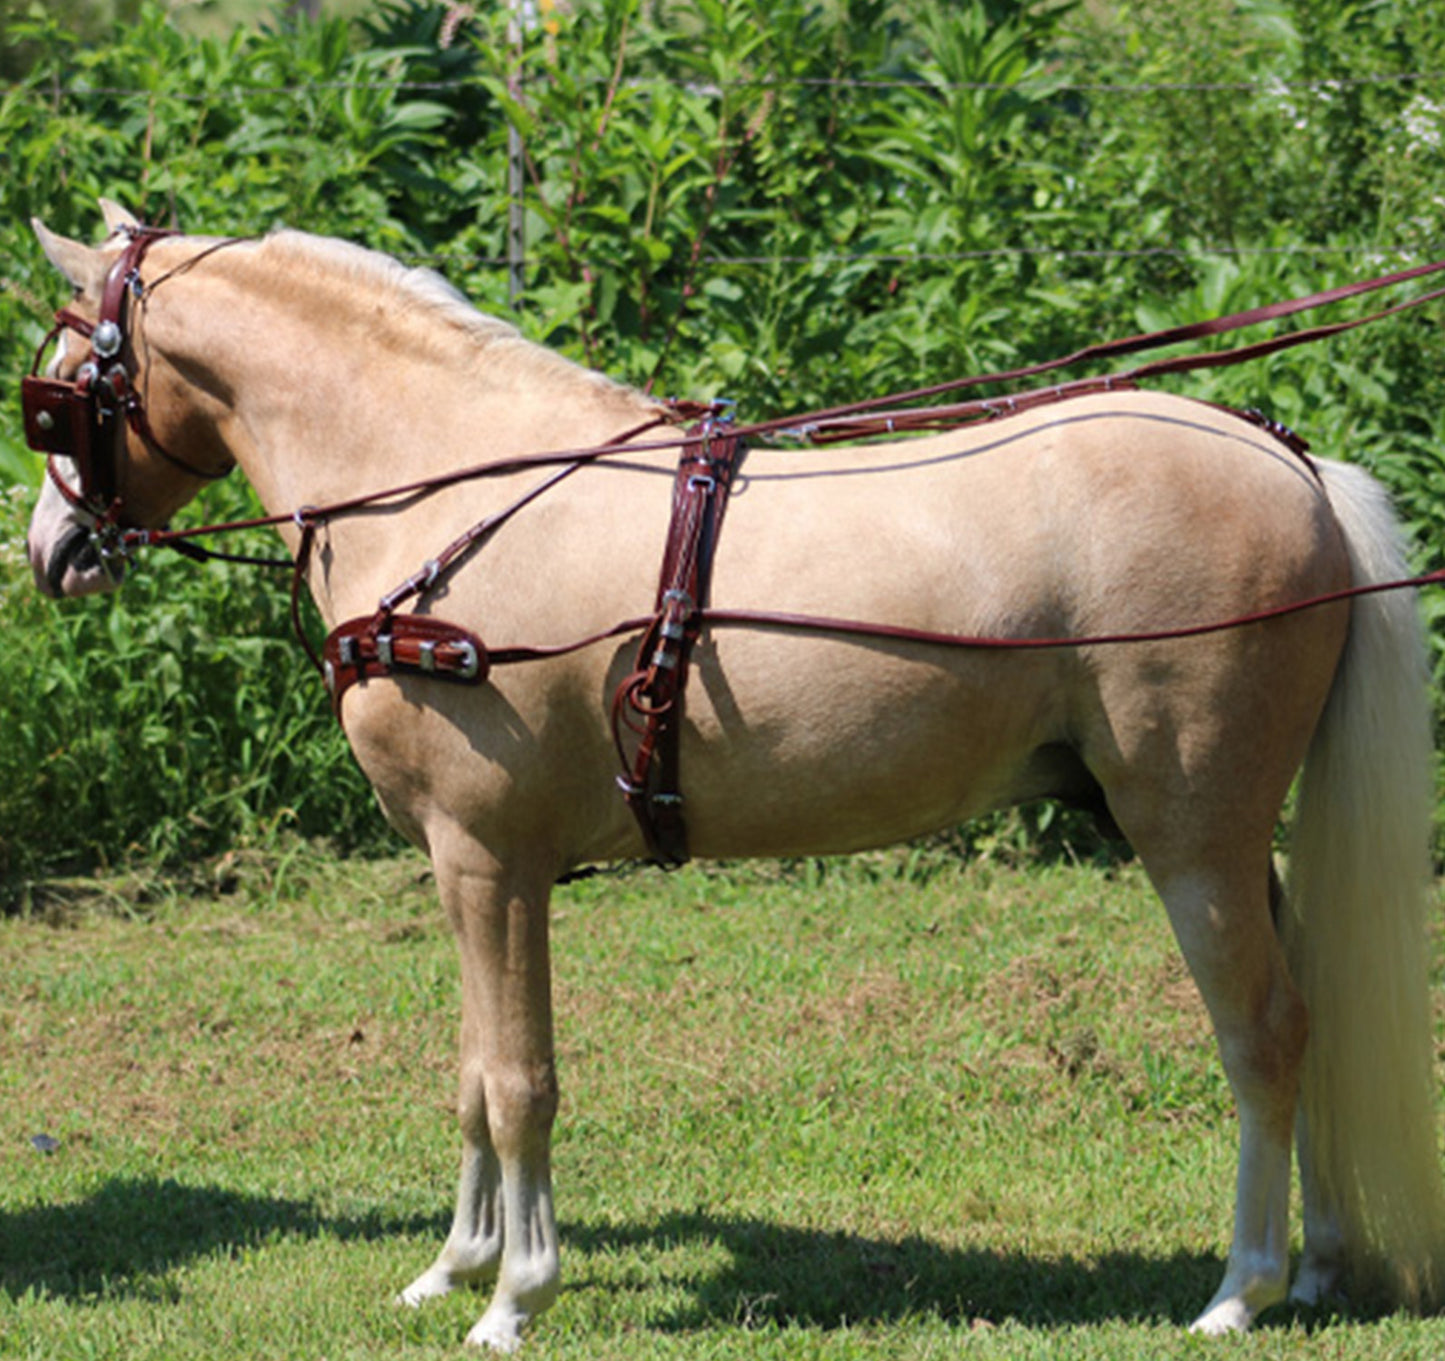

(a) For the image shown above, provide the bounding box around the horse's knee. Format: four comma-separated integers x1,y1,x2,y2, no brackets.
485,1062,559,1154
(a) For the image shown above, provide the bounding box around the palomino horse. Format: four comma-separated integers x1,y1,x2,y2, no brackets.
23,202,1445,1348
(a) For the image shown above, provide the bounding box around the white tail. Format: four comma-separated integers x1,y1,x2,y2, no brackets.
1284,457,1445,1307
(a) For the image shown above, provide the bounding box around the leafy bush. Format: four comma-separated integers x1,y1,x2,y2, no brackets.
1,0,1444,882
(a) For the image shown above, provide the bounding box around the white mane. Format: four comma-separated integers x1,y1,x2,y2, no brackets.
263,227,655,407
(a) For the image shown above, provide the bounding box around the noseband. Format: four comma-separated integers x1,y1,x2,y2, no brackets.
21,224,233,536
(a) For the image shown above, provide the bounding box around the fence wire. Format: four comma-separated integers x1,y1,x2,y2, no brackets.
8,69,1445,102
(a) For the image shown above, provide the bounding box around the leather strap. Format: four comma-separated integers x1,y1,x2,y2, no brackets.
611,418,746,867
322,612,488,713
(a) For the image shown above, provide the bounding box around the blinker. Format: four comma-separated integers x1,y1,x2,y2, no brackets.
20,375,90,460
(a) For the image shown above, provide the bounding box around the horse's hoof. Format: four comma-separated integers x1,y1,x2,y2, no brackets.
465,1305,527,1352
398,1266,454,1307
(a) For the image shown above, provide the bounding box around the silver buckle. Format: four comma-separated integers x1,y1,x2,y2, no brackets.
454,640,480,680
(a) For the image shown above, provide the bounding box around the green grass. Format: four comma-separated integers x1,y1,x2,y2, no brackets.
3,848,1445,1358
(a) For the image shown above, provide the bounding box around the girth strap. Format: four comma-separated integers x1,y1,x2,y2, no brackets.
611,417,746,867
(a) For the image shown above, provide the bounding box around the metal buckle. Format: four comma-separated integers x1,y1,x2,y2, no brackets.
454,640,481,680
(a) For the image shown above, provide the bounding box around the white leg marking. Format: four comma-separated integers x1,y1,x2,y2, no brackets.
1188,1113,1292,1333
400,1142,504,1306
1290,1109,1345,1307
465,1176,558,1351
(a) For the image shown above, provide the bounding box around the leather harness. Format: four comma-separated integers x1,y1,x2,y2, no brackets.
318,414,744,868
24,224,1445,868
610,416,744,866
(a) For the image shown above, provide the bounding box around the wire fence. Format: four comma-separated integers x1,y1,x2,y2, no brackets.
9,54,1445,273
9,68,1445,102
390,241,1443,275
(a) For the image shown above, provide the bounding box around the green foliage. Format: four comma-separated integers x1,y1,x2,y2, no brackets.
2,0,1445,879
0,488,381,883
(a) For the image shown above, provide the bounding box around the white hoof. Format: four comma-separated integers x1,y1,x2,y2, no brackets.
465,1304,528,1353
1289,1257,1343,1308
1189,1297,1255,1335
398,1264,457,1307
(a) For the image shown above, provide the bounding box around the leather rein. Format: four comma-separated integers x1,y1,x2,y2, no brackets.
22,229,1445,866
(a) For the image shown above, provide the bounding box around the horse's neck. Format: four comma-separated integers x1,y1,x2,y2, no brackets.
158,241,661,520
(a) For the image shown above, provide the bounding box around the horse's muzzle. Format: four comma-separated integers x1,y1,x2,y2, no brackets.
27,477,125,598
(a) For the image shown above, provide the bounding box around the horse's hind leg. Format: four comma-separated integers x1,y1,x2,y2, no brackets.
1133,842,1308,1333
1291,1107,1346,1307
400,830,560,1352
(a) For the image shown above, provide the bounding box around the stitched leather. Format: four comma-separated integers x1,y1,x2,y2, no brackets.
322,613,489,713
611,420,746,867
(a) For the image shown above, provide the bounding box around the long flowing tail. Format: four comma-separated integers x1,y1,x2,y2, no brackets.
1283,457,1445,1307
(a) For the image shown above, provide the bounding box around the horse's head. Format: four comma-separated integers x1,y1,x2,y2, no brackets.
24,201,236,597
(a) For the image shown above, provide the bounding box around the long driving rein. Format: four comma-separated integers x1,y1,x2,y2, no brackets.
21,223,1445,865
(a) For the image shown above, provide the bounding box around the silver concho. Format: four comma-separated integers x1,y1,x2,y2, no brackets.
92,320,123,358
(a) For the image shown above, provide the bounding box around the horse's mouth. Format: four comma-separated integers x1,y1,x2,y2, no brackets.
39,523,124,598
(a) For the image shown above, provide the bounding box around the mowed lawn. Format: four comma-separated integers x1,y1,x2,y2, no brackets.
3,847,1445,1359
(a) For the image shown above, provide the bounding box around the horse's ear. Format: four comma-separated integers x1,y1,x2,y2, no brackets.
32,218,109,297
98,198,140,235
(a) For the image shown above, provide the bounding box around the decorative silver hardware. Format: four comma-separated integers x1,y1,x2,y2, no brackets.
92,320,123,358
418,640,438,672
35,410,55,432
323,660,336,692
337,636,359,666
377,634,394,667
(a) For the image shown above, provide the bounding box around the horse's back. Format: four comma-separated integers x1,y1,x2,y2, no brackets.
678,389,1351,859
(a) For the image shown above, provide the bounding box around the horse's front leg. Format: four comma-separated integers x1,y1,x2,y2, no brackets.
401,835,560,1352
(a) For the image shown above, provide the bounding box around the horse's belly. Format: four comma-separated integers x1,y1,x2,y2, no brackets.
675,634,1073,857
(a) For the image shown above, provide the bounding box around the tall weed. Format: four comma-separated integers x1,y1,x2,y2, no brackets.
1,0,1444,879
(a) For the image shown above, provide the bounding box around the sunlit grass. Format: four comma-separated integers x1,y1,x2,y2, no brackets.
4,848,1445,1357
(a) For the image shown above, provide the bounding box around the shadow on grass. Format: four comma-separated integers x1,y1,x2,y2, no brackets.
0,1175,441,1302
564,1212,1348,1332
1,1181,1359,1333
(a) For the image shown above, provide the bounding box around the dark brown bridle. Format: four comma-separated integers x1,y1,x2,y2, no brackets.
21,225,235,562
